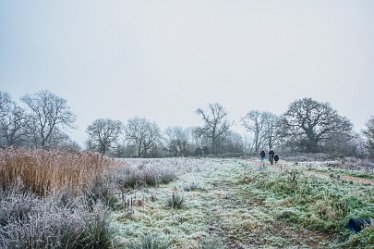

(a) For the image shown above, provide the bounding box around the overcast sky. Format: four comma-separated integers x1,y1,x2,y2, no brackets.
1,0,373,145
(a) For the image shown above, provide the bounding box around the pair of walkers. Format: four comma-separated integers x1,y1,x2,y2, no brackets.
260,149,279,168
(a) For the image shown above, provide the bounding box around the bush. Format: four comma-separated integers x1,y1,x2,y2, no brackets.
81,211,114,249
83,177,122,211
183,182,205,192
166,192,184,209
0,191,117,249
128,234,169,249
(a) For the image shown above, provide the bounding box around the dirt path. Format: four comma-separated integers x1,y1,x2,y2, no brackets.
247,159,374,185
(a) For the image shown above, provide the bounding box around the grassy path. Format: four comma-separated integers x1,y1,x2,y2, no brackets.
113,158,373,248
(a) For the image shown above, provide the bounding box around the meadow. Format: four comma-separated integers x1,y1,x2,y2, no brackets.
0,148,373,248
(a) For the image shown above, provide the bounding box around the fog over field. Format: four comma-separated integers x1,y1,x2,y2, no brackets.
1,0,373,146
1,2,374,247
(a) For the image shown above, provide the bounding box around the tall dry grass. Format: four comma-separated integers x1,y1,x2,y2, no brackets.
0,148,125,196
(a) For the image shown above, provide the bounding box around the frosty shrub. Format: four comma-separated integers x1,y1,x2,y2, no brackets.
183,182,205,192
0,192,35,227
83,176,122,211
128,234,169,249
166,192,184,209
112,162,177,190
81,211,114,249
0,190,116,249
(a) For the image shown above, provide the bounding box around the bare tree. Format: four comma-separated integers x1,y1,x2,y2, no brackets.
164,126,191,156
241,110,265,152
241,110,279,152
125,117,161,157
263,112,280,150
86,118,123,154
195,103,232,155
0,100,28,147
279,97,352,153
0,92,29,147
363,116,374,158
21,90,76,148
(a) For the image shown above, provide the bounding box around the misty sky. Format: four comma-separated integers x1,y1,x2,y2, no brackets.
1,0,373,145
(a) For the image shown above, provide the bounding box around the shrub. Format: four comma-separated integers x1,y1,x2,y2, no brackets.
128,234,169,249
0,191,117,249
81,211,115,249
83,177,122,210
183,182,205,192
166,192,184,209
0,192,35,227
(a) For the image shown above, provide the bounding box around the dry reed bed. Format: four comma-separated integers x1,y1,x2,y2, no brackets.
0,148,126,196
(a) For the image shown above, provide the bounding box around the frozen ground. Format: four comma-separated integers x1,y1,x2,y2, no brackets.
111,158,374,248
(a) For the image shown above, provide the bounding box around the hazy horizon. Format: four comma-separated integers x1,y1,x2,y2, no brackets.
1,0,373,146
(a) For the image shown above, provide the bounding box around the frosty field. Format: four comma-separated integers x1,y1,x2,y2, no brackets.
113,158,374,248
1,150,373,248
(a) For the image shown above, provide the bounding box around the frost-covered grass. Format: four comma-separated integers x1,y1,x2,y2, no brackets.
283,159,374,180
300,162,374,180
231,161,374,248
114,158,374,248
1,152,373,248
0,189,116,249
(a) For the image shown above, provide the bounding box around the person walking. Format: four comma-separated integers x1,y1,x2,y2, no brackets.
260,150,266,168
274,154,280,170
269,149,275,165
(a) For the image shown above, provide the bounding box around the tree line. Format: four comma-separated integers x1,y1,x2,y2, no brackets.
1,90,374,159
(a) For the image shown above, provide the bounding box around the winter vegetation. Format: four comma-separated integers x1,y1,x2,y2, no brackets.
1,90,374,248
0,153,373,248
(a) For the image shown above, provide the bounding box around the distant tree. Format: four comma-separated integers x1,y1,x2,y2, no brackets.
263,112,280,150
21,90,76,148
0,92,28,147
47,128,81,150
164,126,191,156
363,116,374,158
86,118,123,154
0,92,11,118
125,117,161,157
279,97,353,153
241,110,263,152
324,131,360,157
217,130,244,156
195,103,232,155
241,110,279,152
